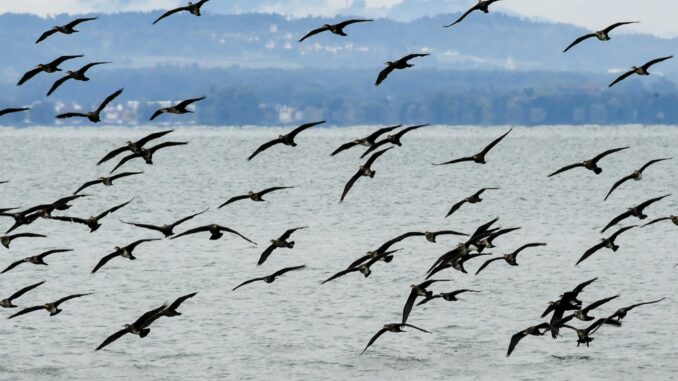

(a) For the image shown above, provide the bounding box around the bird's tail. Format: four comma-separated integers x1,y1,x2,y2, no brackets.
140,328,150,338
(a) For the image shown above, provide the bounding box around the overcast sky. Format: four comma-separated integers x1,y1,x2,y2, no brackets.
2,0,677,38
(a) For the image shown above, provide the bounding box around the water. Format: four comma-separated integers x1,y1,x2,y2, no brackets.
0,125,676,380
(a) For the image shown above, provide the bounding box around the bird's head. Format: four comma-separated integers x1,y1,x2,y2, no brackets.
248,191,255,196
123,323,132,330
114,246,121,251
385,61,393,66
126,140,134,146
98,177,106,182
323,24,331,28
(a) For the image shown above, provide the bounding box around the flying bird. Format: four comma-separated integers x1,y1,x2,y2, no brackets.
2,249,72,274
548,147,629,177
1,195,87,233
444,0,502,28
576,226,636,265
557,318,610,347
402,279,450,324
643,215,678,228
156,292,198,318
48,198,133,233
233,265,306,291
299,19,373,42
153,0,211,25
604,158,671,200
361,323,430,355
8,293,91,319
331,125,402,156
257,227,307,266
17,55,83,86
609,56,673,88
542,277,598,338
97,130,174,165
475,243,547,275
95,304,166,351
110,142,188,173
0,108,29,117
149,97,205,120
219,187,294,208
506,323,551,357
172,224,255,244
92,239,160,274
321,256,384,284
36,17,97,44
0,281,45,308
46,62,110,96
558,295,620,322
56,88,123,123
340,147,393,202
73,171,142,195
563,22,639,53
247,121,325,161
433,128,512,166
120,209,208,238
446,188,500,218
359,124,428,158
0,233,46,249
416,289,480,306
606,298,665,321
376,53,429,86
601,194,670,233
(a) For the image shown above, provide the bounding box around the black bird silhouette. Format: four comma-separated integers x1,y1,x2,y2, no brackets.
346,248,401,270
549,147,629,177
402,279,450,324
149,97,205,120
601,194,670,233
606,298,665,321
92,239,160,274
445,0,502,27
557,318,610,347
0,281,45,308
331,125,402,156
0,233,46,249
1,195,87,233
475,243,547,275
172,224,255,244
233,265,306,291
17,55,83,86
257,227,307,266
95,304,166,351
359,124,428,158
321,256,385,284
56,88,123,123
609,56,673,88
426,253,491,278
73,171,142,195
542,277,597,338
97,130,174,165
0,108,29,117
361,323,430,355
434,128,512,166
470,227,521,253
121,209,208,238
2,249,72,274
563,22,639,52
446,188,500,218
8,293,91,319
247,121,325,161
576,226,636,265
371,230,469,252
643,215,678,228
299,19,373,42
111,142,188,173
416,289,480,306
376,53,429,86
36,17,97,44
506,323,551,357
219,187,294,208
604,158,671,200
157,292,198,318
340,147,393,202
47,62,110,96
48,198,133,233
558,295,620,322
153,0,211,24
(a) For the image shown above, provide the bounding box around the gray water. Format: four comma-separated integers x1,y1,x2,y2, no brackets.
0,125,676,380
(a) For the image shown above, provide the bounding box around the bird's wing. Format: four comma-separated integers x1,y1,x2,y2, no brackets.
218,195,249,208
257,244,277,266
121,220,163,233
587,318,608,334
96,328,129,351
401,289,418,325
609,225,636,241
608,69,636,88
126,238,159,251
336,19,373,29
605,174,635,201
9,281,45,301
512,242,547,257
50,54,84,67
279,226,307,241
47,75,71,96
149,108,167,121
626,298,666,311
79,61,110,74
340,170,363,202
446,199,467,218
346,254,371,270
562,33,596,53
583,295,619,314
56,113,89,119
152,6,190,24
92,252,120,273
148,141,188,154
401,53,430,62
402,324,430,333
360,328,388,355
219,226,256,245
359,139,389,159
96,198,134,220
1,259,27,274
0,108,29,116
167,292,198,311
639,158,671,173
394,124,428,139
110,153,142,173
572,277,598,294
17,67,43,86
74,179,102,195
35,29,58,44
366,125,402,143
576,241,607,266
506,331,527,357
548,162,586,177
135,304,167,328
171,208,209,227
642,217,670,227
434,230,469,237
288,120,325,140
591,147,629,164
475,257,503,275
321,267,359,284
232,277,265,291
298,25,331,42
272,265,306,277
171,226,211,239
259,186,294,197
541,303,556,318
365,146,393,167
247,138,284,161
8,305,44,319
642,55,673,70
96,88,124,113
433,156,475,166
110,171,143,182
331,141,359,156
48,216,90,226
54,293,90,306
444,4,481,27
38,249,72,260
175,97,206,110
603,21,639,33
135,129,175,147
66,17,97,28
375,65,395,86
637,194,670,211
480,128,512,157
97,146,131,165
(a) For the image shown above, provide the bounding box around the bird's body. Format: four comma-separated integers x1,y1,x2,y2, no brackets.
0,281,45,308
121,209,208,238
257,227,307,266
609,56,673,88
434,129,512,166
57,88,123,123
577,226,636,265
17,55,83,86
299,19,373,42
445,0,501,27
149,97,205,121
73,171,142,195
92,239,160,273
549,147,628,177
2,249,72,274
48,198,133,233
36,17,97,44
601,194,670,233
219,187,293,208
375,54,429,86
97,130,174,165
361,323,430,355
172,224,255,244
563,22,638,52
446,188,499,218
331,125,402,156
233,265,306,290
8,293,91,319
475,243,546,275
47,62,110,96
247,121,325,160
153,1,211,24
340,147,393,202
605,158,671,200
110,142,188,173
506,323,551,357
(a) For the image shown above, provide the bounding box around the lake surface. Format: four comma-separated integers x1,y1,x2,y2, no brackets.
0,125,676,380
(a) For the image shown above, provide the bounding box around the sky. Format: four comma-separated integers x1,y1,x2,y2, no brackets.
1,0,677,38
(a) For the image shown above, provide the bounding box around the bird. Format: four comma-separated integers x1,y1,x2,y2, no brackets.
149,97,205,120
0,108,29,117
218,187,294,208
0,281,45,308
95,304,167,351
643,215,678,227
548,147,629,177
557,318,609,347
110,142,188,173
416,289,480,306
56,88,123,123
506,323,551,357
97,130,174,165
372,230,469,250
1,195,87,233
73,171,142,195
233,265,306,291
444,0,502,28
446,188,500,218
172,224,255,244
606,298,665,321
542,278,598,338
17,55,83,86
120,209,208,238
2,249,72,274
153,0,211,25
257,227,307,266
475,243,547,275
376,53,429,86
426,253,491,278
156,292,198,318
563,22,639,53
0,233,46,249
8,293,91,319
247,121,325,161
609,56,673,88
346,248,401,270
402,279,450,324
321,256,385,284
46,62,110,96
359,124,428,158
331,125,402,156
48,198,134,233
470,227,521,253
35,17,97,44
433,128,512,166
558,295,620,322
361,323,430,355
92,239,160,274
299,19,373,42
340,147,393,202
576,226,636,265
604,158,671,200
601,194,670,233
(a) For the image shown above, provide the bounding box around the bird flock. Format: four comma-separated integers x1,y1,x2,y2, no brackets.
0,0,674,360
